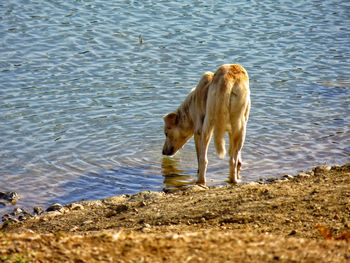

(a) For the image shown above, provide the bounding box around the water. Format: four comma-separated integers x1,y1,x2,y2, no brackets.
1,0,349,214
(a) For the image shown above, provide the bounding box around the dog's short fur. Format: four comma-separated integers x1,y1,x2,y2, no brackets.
162,64,250,185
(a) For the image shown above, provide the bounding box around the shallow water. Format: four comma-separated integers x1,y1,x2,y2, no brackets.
1,0,349,214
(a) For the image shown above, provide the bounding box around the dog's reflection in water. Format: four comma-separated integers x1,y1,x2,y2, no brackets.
161,157,196,192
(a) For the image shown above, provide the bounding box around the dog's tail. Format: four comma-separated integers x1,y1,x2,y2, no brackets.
213,78,231,159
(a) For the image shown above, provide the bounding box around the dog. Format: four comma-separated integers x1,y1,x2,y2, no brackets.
162,64,250,185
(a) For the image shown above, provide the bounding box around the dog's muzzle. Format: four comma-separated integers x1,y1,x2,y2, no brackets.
162,146,174,156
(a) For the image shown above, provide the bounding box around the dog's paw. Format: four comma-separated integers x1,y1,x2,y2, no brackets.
228,178,241,185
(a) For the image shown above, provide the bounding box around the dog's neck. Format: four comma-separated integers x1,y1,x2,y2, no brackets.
176,105,194,132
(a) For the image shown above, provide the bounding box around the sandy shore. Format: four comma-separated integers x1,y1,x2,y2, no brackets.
1,163,349,262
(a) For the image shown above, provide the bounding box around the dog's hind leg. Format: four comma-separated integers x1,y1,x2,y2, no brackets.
228,132,244,184
237,151,242,180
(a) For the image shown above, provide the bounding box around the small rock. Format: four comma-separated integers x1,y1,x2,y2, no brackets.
331,165,341,170
70,226,79,232
266,177,278,183
203,212,216,220
305,170,314,176
12,207,23,216
105,210,117,218
18,213,32,221
115,204,129,213
79,200,103,207
288,230,297,236
285,219,292,224
2,214,10,222
0,191,19,204
129,191,164,202
2,214,19,224
141,227,151,233
138,201,146,207
282,174,293,180
310,189,318,196
46,203,63,212
140,223,152,233
313,165,331,175
297,173,310,178
103,195,128,205
67,203,84,211
33,206,43,215
44,211,62,219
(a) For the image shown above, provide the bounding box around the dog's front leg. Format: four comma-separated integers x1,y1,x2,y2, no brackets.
194,126,202,167
197,127,213,185
194,134,201,171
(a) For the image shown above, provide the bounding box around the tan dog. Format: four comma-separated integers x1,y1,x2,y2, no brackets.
162,64,250,185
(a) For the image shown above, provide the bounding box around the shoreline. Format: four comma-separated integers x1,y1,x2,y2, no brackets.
1,163,349,262
0,162,340,219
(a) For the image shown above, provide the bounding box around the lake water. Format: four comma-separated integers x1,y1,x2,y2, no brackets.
1,0,349,214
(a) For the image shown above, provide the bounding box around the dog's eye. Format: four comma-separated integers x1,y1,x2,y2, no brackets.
165,132,168,137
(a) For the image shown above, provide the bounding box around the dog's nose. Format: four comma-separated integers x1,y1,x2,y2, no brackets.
162,147,174,156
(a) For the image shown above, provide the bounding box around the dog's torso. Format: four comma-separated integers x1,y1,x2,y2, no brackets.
187,65,249,137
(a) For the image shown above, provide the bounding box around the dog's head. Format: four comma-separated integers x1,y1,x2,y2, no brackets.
162,112,192,156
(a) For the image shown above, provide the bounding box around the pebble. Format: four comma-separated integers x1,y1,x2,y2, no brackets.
115,204,129,213
0,191,19,204
297,173,310,178
18,213,32,221
79,200,103,208
282,174,293,180
138,201,147,207
103,195,128,205
129,191,164,202
43,210,62,219
331,165,341,170
288,230,297,236
12,208,23,216
140,223,152,233
33,206,44,215
305,170,314,176
2,214,19,224
67,203,84,211
46,203,63,212
266,177,279,183
313,165,331,175
285,219,292,224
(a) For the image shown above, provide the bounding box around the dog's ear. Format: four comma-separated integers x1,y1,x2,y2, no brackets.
164,113,178,126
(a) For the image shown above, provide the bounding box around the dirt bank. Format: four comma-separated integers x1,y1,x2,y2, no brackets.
1,163,349,262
